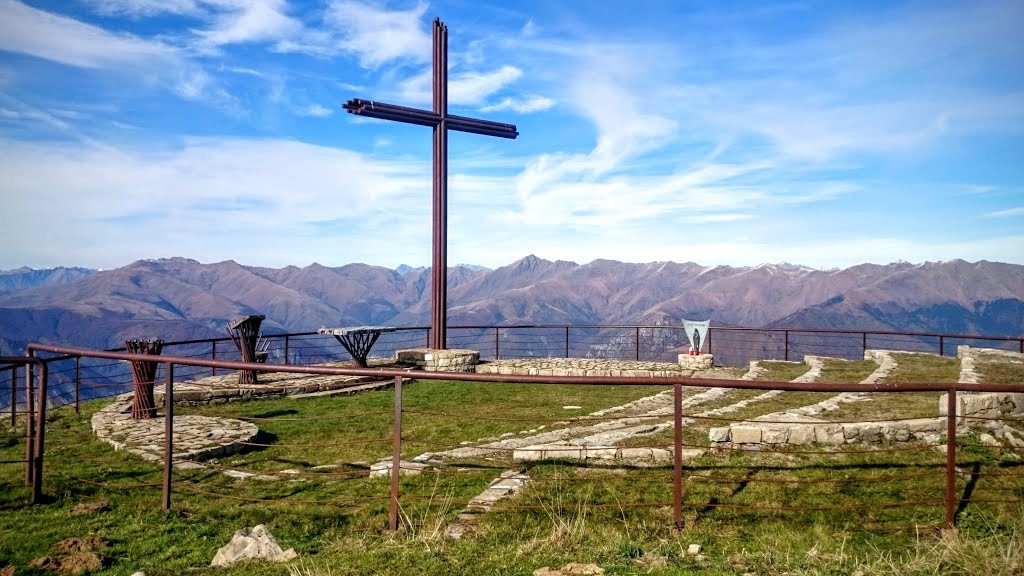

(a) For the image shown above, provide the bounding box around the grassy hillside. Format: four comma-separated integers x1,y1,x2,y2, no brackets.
2,356,1022,575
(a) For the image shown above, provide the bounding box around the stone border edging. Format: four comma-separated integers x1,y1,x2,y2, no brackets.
706,350,952,446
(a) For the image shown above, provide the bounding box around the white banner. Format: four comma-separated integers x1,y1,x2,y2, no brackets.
682,319,711,355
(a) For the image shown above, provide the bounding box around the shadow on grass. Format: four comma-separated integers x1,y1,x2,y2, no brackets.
955,461,983,520
248,409,299,419
229,430,278,457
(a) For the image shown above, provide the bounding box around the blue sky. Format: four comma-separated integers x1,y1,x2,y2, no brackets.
1,0,1022,271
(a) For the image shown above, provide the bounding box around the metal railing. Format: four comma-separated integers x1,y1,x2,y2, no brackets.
3,325,1021,413
9,341,1024,532
0,355,47,504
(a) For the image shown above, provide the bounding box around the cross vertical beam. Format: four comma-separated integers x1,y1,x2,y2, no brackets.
343,18,518,350
432,19,448,351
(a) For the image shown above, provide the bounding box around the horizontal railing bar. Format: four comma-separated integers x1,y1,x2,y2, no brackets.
23,343,1024,395
6,326,1018,365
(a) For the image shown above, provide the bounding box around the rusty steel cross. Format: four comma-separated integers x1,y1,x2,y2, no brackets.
343,18,519,350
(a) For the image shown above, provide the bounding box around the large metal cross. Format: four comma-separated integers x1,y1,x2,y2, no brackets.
343,18,518,350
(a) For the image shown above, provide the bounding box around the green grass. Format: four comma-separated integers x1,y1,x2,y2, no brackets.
818,359,879,384
826,353,960,422
620,358,882,450
757,361,811,382
2,375,1023,576
178,379,667,469
975,353,1024,385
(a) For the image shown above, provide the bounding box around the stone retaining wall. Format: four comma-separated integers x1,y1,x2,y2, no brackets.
710,416,943,446
707,350,946,447
475,357,699,378
939,346,1024,422
396,349,480,372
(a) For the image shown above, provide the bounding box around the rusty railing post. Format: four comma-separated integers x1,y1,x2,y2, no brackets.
495,327,500,360
565,326,570,358
784,330,789,361
635,327,640,361
163,362,174,511
211,340,217,377
25,361,34,486
389,376,403,531
945,386,957,529
284,335,290,365
673,380,684,530
10,366,16,428
31,360,47,504
75,356,81,414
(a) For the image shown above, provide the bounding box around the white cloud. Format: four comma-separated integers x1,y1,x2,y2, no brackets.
504,45,686,229
0,96,72,132
0,1,236,109
196,0,302,47
450,66,522,105
708,99,951,162
481,95,555,114
297,103,333,117
774,182,858,205
398,65,524,106
0,0,180,69
657,3,1024,164
83,0,200,17
0,137,431,268
325,0,431,68
985,207,1024,218
963,185,995,196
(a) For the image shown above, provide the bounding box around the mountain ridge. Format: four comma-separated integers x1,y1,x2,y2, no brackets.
0,256,1021,354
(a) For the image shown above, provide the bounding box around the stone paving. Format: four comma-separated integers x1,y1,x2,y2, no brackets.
91,361,401,469
91,394,259,465
404,367,742,467
445,470,529,540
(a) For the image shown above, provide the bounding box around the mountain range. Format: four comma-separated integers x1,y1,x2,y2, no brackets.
0,256,1022,356
0,266,96,294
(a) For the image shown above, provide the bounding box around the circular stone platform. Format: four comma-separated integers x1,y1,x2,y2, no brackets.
91,394,259,466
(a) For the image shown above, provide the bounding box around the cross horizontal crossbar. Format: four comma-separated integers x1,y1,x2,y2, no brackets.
342,99,519,139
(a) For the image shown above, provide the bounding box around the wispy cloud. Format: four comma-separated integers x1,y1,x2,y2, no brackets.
0,0,237,110
82,0,200,17
297,103,333,117
0,95,72,132
398,65,524,106
985,207,1024,218
323,0,431,68
195,0,302,47
0,0,179,68
0,137,430,267
481,95,555,114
